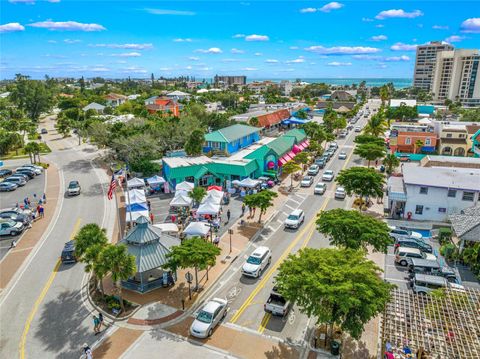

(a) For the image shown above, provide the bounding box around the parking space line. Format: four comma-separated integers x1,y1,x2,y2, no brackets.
288,198,301,205
284,204,296,211
386,278,408,283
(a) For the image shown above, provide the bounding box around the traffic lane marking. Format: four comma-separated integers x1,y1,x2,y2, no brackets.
258,313,271,334
19,217,82,359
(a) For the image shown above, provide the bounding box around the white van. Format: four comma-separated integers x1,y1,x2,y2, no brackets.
410,273,464,295
242,246,272,278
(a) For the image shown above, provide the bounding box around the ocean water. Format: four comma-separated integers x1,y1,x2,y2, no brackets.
248,78,412,89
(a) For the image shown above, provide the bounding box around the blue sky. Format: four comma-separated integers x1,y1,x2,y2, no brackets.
1,1,479,79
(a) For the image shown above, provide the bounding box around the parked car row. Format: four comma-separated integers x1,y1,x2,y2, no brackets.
0,207,32,236
0,164,43,192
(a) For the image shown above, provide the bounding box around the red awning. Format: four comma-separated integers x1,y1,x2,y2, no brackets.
278,157,287,166
283,153,292,161
298,142,306,150
287,151,296,159
292,145,302,154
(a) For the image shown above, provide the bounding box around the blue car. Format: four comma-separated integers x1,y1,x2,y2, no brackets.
0,182,18,192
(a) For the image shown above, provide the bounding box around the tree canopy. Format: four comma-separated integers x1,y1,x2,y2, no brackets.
184,129,205,156
364,112,387,137
244,190,278,222
353,134,385,147
316,208,392,252
10,74,54,122
73,223,108,258
354,142,386,167
275,247,393,339
282,160,302,187
383,154,400,175
336,166,385,206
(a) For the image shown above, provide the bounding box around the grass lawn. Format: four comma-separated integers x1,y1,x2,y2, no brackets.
0,142,52,160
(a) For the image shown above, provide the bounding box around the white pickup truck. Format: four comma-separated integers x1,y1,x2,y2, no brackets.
264,287,291,317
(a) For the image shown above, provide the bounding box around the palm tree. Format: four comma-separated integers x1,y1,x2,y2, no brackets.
188,186,207,206
83,244,108,295
364,113,387,137
24,142,41,164
379,85,390,106
282,160,302,188
414,139,424,154
74,223,108,258
383,154,400,176
249,117,259,127
100,244,137,313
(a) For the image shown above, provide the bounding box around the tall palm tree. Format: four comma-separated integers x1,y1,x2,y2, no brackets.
379,86,390,106
364,113,387,137
84,244,107,295
383,154,400,176
188,186,207,206
101,244,137,313
414,139,424,154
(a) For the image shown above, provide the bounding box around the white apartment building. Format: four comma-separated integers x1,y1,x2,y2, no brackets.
431,49,480,106
388,164,480,222
413,41,454,91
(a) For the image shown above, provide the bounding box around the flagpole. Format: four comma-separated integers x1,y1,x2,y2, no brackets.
113,173,123,242
125,164,133,227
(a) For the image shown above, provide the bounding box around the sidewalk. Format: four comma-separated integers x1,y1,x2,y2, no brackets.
0,163,60,291
92,327,143,359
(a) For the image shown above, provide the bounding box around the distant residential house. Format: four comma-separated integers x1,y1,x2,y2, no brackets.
449,204,480,249
58,93,74,98
330,90,356,102
256,109,291,130
316,101,355,111
438,124,469,157
105,93,127,107
203,124,261,156
389,123,437,154
145,97,180,116
466,125,480,157
166,90,191,101
390,99,417,107
128,94,141,100
82,102,105,113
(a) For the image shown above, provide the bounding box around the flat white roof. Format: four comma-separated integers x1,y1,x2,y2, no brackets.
226,137,276,161
390,99,417,107
402,164,480,191
162,156,212,168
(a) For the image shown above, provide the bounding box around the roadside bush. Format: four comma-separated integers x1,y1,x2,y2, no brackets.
36,162,50,169
440,243,457,262
438,227,452,245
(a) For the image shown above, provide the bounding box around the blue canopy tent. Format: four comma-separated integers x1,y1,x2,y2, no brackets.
127,202,149,212
284,116,308,125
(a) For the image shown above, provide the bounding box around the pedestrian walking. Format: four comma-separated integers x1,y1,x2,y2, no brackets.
42,193,47,204
36,204,41,216
241,203,246,216
98,312,105,330
226,209,231,222
27,198,31,206
147,200,151,211
83,343,93,359
213,235,220,246
39,205,45,218
252,207,256,217
149,212,154,224
93,315,100,335
33,193,37,201
248,205,252,218
171,214,176,223
23,197,28,206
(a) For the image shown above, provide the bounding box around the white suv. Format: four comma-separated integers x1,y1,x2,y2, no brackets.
284,209,305,229
242,246,272,278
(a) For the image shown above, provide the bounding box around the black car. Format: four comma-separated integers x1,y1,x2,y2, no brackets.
61,241,77,264
0,169,13,178
0,212,30,226
15,168,36,179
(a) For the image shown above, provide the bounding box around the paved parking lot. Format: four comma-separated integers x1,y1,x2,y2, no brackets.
0,163,46,259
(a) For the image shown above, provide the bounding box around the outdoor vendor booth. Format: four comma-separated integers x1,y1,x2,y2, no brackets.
175,181,194,192
127,177,146,189
146,175,166,193
169,193,193,208
153,223,179,236
183,221,211,238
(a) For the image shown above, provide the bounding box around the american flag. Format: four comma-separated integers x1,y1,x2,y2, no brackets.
107,174,117,200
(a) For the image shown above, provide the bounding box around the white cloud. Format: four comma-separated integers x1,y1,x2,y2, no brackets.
384,55,410,62
362,17,374,22
195,47,222,54
327,62,352,66
48,40,57,43
8,0,35,3
231,48,245,54
159,67,173,71
254,52,262,56
461,18,480,33
173,38,192,42
145,9,195,16
319,2,344,13
445,35,465,43
305,45,380,55
300,8,317,13
233,34,245,38
221,58,240,63
245,34,269,42
90,67,109,72
242,67,258,71
390,42,417,51
113,52,142,57
432,25,449,30
370,35,387,41
189,56,199,61
289,46,299,50
375,24,384,28
265,59,279,63
286,57,305,64
64,39,81,44
375,9,423,20
0,22,25,33
352,55,382,60
90,43,153,50
121,66,147,74
28,21,106,31
185,65,192,70
48,0,61,2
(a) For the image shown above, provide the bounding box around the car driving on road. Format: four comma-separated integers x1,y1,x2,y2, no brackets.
67,180,81,196
338,151,347,160
334,186,346,199
284,209,305,229
314,182,326,195
322,170,334,182
300,176,314,187
307,164,320,176
190,298,228,338
242,246,272,278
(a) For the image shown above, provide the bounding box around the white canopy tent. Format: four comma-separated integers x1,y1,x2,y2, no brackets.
126,210,150,223
238,177,261,188
175,181,194,192
146,175,166,186
127,189,146,204
183,222,211,237
127,177,145,189
169,193,193,207
153,223,179,234
201,189,224,205
196,201,221,215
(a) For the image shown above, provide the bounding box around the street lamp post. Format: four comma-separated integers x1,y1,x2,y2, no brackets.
228,229,233,254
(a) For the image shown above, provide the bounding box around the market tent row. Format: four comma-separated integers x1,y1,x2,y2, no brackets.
175,181,194,192
127,177,145,189
126,189,148,223
201,189,224,205
197,201,221,215
146,175,166,186
232,177,261,188
169,193,193,207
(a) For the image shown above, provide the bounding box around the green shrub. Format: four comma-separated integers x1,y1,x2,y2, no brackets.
438,227,452,245
440,243,457,261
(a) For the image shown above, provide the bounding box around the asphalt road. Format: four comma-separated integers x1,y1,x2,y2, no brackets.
198,100,380,345
0,116,116,358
